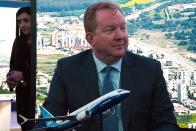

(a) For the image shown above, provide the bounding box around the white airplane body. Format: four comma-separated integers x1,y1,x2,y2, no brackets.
20,89,130,131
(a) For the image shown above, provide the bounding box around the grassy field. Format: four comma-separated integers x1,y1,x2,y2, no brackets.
177,113,196,128
37,53,68,75
133,29,196,61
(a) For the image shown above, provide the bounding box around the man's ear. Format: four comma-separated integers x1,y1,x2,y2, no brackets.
86,32,94,46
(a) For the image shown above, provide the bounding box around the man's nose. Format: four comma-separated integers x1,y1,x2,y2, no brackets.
115,28,124,39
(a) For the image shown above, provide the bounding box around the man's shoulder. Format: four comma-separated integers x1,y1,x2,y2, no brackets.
57,49,92,65
124,52,162,75
125,51,159,63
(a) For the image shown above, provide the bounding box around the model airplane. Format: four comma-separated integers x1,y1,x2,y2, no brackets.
19,89,130,131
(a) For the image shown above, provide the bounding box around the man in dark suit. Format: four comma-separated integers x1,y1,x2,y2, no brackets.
43,2,179,131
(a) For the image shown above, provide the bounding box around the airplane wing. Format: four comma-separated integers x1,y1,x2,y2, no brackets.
19,106,77,127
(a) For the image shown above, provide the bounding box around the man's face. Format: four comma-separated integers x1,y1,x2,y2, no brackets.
17,13,31,35
87,9,128,64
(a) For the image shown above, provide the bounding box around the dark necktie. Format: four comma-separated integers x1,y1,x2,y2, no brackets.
102,66,119,131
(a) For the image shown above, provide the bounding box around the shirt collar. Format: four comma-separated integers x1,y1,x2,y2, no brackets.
93,53,122,73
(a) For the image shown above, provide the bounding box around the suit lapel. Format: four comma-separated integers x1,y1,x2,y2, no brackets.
81,50,100,101
81,50,102,131
121,52,137,131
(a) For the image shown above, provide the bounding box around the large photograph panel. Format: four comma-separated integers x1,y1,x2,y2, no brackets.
36,0,196,129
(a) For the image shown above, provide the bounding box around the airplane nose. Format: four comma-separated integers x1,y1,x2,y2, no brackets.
124,90,130,94
123,90,130,98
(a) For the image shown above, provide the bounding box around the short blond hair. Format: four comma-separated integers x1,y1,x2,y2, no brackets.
83,2,123,33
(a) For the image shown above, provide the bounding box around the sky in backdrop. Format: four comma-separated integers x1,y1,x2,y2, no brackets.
0,7,18,55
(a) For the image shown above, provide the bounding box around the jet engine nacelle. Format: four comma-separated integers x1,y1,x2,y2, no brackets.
76,110,91,121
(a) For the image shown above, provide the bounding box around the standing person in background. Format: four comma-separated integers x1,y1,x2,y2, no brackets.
6,6,35,130
42,2,179,131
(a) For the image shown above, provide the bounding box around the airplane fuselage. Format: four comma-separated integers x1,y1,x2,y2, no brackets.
45,89,130,131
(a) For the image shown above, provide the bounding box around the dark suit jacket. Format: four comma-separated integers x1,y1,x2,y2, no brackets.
43,49,179,131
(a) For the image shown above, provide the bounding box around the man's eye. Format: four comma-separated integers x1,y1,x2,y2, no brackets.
104,28,115,32
121,26,127,31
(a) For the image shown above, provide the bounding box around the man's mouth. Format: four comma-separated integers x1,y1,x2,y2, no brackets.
112,44,124,48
